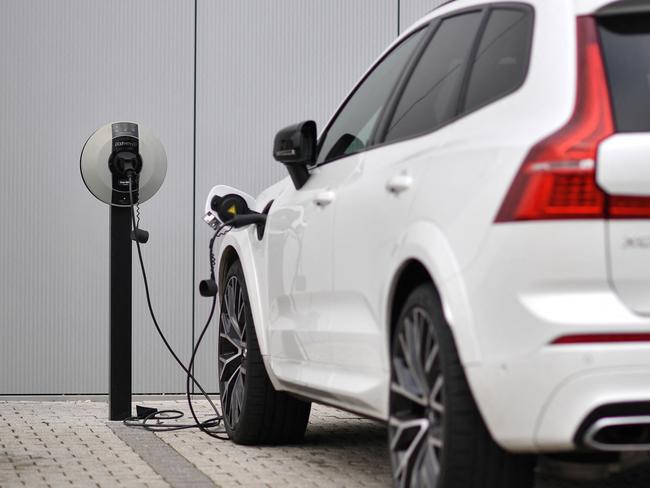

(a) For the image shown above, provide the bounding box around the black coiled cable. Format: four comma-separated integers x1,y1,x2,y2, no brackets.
123,176,230,439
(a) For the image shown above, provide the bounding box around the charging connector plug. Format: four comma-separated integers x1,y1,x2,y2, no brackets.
199,279,218,297
131,228,149,244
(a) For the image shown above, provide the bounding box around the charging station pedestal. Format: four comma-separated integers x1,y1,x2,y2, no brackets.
80,121,167,421
109,206,132,420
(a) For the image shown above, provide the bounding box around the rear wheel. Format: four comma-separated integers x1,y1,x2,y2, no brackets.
388,284,535,488
218,260,311,444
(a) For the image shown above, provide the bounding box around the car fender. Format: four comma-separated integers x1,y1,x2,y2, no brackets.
216,225,269,353
215,177,291,359
383,220,482,365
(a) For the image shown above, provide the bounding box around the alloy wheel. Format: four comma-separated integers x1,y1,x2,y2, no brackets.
389,306,445,488
218,275,247,428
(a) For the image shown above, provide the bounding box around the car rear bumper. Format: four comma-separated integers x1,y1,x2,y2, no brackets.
537,365,650,451
458,222,650,452
466,345,650,452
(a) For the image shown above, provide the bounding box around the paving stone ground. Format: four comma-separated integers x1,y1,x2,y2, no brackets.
145,400,391,488
0,399,649,487
0,400,166,487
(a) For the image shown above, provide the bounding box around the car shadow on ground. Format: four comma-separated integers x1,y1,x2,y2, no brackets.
536,464,650,488
301,414,650,488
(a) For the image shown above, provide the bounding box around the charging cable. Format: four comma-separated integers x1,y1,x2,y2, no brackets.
123,175,230,438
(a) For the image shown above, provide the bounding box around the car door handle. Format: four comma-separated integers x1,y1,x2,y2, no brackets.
314,191,336,207
386,174,413,195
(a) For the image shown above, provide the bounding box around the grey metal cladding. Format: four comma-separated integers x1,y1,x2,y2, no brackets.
0,0,194,394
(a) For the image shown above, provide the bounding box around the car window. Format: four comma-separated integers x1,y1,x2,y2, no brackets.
463,8,533,113
316,28,427,165
383,12,482,144
599,13,650,132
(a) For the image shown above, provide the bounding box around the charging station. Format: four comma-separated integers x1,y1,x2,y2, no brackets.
80,122,167,420
79,121,262,430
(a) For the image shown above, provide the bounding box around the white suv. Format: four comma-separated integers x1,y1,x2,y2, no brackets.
203,0,650,486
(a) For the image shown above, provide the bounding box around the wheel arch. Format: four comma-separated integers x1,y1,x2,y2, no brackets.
218,245,240,301
214,234,272,360
384,221,482,366
388,259,441,340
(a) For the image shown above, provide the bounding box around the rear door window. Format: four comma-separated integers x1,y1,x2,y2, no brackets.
383,11,483,144
599,14,650,132
463,7,533,113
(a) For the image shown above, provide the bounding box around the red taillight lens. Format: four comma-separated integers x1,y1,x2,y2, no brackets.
495,16,642,222
609,196,650,218
496,159,606,221
551,333,650,345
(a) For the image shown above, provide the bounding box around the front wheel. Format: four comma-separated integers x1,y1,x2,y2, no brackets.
218,259,311,444
388,284,535,488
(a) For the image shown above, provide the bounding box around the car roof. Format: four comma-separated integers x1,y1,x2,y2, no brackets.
407,0,617,33
323,0,620,141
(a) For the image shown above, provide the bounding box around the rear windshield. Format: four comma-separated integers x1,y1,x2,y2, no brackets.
599,14,650,132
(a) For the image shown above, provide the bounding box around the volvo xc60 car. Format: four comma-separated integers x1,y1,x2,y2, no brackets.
203,0,650,485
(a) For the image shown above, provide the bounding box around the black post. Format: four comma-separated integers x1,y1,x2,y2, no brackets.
109,205,132,420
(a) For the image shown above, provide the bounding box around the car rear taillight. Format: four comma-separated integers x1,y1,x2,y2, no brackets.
551,333,650,345
495,16,650,222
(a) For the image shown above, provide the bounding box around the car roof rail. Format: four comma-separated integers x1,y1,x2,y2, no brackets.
425,0,456,16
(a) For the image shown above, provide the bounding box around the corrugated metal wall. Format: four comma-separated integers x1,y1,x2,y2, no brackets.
0,0,447,394
0,0,195,394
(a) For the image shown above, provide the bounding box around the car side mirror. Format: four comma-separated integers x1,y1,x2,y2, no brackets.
273,120,316,190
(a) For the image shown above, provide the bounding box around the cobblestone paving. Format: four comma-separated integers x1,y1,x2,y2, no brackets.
0,400,167,487
1,399,649,487
149,400,391,488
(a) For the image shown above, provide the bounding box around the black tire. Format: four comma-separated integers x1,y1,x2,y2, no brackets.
218,259,311,445
388,284,535,488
